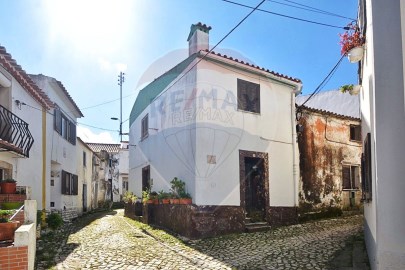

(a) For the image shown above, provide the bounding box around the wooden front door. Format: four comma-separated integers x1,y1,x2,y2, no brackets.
244,157,266,221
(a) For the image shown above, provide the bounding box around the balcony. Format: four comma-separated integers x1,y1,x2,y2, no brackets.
0,104,34,157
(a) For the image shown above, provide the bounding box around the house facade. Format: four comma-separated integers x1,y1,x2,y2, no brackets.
357,0,405,269
77,137,93,213
129,23,302,237
296,91,362,212
31,74,83,221
0,46,53,209
118,141,129,199
87,143,121,205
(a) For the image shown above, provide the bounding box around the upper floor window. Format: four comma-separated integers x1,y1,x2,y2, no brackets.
350,125,361,141
237,79,260,114
83,151,86,167
54,107,76,145
141,114,149,140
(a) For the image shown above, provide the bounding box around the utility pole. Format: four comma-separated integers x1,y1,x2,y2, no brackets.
117,72,125,142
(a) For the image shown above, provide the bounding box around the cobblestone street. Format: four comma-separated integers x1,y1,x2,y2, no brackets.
36,210,365,270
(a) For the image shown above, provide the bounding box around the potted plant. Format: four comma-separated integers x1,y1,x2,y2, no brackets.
142,189,151,204
158,190,171,204
0,178,17,194
122,191,138,204
179,192,192,205
150,191,159,205
339,84,362,95
339,22,365,63
0,210,20,241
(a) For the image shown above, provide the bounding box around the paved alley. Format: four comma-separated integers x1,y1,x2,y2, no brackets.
36,210,366,270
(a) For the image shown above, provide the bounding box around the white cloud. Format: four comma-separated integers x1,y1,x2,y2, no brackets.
77,126,117,143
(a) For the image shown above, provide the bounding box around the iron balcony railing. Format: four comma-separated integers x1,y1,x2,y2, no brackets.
0,104,34,157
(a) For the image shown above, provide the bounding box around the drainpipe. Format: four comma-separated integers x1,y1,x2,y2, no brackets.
291,84,302,207
41,107,46,226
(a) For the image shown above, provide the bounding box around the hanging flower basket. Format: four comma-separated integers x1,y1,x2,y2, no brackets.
347,47,364,63
339,22,365,63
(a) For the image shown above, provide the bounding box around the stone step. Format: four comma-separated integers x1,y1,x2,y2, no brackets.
245,222,271,233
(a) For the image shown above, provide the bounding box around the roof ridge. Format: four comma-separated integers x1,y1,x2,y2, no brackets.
201,49,301,83
0,45,53,109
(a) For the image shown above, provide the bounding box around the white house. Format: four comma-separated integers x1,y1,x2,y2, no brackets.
77,137,93,213
86,143,121,204
118,141,129,198
357,0,405,269
31,74,83,221
0,46,53,209
129,23,302,237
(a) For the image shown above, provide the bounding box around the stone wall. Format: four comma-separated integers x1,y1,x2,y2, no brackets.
141,204,245,239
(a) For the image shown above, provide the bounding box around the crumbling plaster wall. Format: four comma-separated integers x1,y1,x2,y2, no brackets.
298,109,362,211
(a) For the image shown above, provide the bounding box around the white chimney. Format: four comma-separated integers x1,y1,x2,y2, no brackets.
187,22,212,56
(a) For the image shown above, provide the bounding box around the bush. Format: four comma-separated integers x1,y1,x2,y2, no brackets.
1,202,23,210
46,212,63,229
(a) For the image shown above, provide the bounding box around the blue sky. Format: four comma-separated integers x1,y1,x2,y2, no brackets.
0,0,358,143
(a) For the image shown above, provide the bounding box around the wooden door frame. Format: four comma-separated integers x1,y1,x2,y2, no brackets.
239,150,269,212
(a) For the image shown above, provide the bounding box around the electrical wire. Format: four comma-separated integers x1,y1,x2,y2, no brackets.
221,0,349,29
153,0,266,102
79,92,136,111
76,122,119,132
274,0,356,21
298,54,345,108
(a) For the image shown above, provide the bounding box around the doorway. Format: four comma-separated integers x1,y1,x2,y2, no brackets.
239,150,269,222
82,184,87,212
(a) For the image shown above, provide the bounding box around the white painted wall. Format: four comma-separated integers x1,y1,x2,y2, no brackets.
77,139,93,212
0,68,46,209
361,0,405,269
32,75,81,213
129,55,300,208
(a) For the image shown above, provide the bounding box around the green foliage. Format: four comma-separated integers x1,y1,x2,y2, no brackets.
0,178,16,183
339,84,354,93
46,212,63,230
0,209,13,223
122,191,138,204
170,177,186,197
1,202,23,210
158,190,171,199
142,189,150,202
179,191,191,199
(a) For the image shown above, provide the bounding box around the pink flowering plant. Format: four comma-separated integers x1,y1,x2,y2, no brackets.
339,22,365,55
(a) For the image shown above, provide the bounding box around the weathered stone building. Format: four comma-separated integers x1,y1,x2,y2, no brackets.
296,90,362,212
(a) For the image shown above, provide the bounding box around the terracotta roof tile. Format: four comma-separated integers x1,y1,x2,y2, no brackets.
0,46,53,109
86,143,121,153
30,74,84,117
201,49,302,83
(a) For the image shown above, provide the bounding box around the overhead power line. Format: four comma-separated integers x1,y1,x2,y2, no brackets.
273,0,356,21
77,122,119,132
152,0,266,102
298,54,345,108
221,0,350,29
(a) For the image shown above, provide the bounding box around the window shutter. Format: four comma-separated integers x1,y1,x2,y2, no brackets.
364,133,372,200
70,122,76,145
353,166,360,189
72,174,78,195
237,79,260,113
342,166,351,189
54,108,62,134
61,170,67,194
